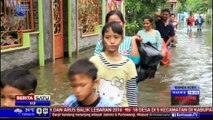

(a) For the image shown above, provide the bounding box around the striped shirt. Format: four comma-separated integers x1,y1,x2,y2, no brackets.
90,53,138,107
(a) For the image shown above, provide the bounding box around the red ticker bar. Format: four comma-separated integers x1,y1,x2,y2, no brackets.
50,107,213,113
16,95,34,101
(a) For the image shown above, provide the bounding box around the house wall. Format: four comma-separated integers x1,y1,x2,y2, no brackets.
1,0,53,72
1,34,39,72
42,0,53,60
71,0,100,54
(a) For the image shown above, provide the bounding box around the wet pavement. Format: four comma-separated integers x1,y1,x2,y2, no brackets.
31,23,212,107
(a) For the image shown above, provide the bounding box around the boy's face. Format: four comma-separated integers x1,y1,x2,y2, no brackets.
1,85,24,107
103,27,123,53
70,74,99,103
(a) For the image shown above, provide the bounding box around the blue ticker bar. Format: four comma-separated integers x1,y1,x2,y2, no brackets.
171,112,200,118
171,112,213,118
15,100,51,106
0,108,50,118
171,90,200,96
199,113,213,118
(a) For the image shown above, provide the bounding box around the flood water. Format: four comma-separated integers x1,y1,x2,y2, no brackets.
31,23,212,107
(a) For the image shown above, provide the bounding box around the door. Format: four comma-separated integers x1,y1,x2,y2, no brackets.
53,0,63,59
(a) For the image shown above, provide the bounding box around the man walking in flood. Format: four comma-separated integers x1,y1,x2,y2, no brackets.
196,14,205,32
154,8,175,47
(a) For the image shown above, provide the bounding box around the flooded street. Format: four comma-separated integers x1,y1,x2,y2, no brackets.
31,24,212,107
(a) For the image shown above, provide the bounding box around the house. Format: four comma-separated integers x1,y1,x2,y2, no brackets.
1,0,125,72
168,0,177,14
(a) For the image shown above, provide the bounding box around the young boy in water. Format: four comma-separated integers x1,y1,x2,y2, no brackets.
1,68,37,107
64,58,115,107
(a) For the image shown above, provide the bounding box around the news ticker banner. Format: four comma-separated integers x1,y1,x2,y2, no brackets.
50,107,213,118
15,95,51,106
0,107,212,118
171,85,200,105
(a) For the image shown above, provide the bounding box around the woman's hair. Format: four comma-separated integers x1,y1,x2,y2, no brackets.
102,21,123,37
105,10,125,23
101,22,123,52
1,68,37,94
143,15,153,23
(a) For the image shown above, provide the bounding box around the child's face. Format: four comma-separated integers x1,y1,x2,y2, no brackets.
1,85,24,107
103,27,123,53
70,74,98,104
170,15,175,21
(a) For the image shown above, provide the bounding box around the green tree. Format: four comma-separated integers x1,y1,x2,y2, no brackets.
179,0,212,13
125,0,167,35
177,0,188,13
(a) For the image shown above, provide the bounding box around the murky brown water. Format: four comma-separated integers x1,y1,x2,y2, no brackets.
31,24,212,107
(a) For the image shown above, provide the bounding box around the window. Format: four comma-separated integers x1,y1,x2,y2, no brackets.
78,0,102,35
1,0,34,49
107,0,122,13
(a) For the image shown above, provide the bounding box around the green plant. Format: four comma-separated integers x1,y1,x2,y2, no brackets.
205,11,212,24
125,0,167,36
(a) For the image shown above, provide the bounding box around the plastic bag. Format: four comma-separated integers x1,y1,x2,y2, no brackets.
136,65,151,83
195,19,198,26
161,39,171,65
137,42,163,67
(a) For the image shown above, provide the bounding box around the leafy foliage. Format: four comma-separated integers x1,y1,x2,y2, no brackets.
125,0,167,35
178,0,212,13
177,0,188,13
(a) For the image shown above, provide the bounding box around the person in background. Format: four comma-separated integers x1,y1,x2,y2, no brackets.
196,14,205,31
64,58,115,107
94,10,142,65
1,68,37,107
137,15,162,78
181,14,185,22
90,22,138,107
170,13,179,47
186,13,195,32
154,8,175,48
